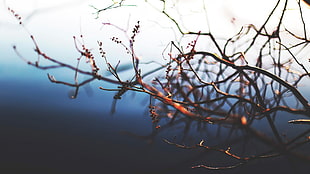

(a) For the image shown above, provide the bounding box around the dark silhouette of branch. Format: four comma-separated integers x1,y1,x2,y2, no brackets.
9,0,310,171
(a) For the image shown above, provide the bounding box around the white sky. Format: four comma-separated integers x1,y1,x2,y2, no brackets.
1,0,310,64
2,0,309,35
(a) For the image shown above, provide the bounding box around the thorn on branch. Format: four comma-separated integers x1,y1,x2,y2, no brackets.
8,7,23,25
131,21,140,42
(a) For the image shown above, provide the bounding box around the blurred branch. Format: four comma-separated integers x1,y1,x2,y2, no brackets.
9,0,310,170
90,0,136,19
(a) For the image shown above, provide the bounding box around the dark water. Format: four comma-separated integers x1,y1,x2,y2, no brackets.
1,53,310,174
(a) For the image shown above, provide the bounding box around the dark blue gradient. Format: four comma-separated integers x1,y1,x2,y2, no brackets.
1,53,310,174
